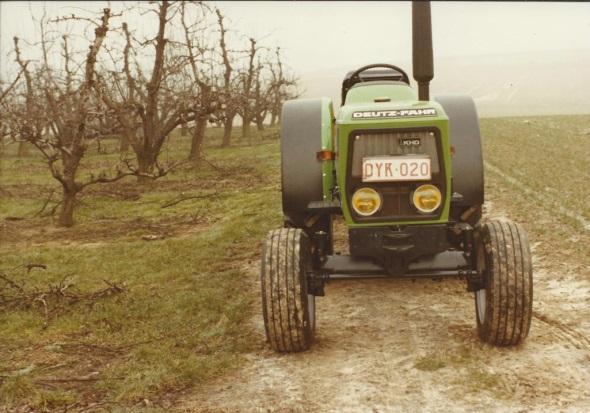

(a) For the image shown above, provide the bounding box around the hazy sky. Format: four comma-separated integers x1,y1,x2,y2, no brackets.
1,1,589,115
1,1,589,74
216,1,590,72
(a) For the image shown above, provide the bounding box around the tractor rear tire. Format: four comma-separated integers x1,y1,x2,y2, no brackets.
261,228,315,352
474,220,533,346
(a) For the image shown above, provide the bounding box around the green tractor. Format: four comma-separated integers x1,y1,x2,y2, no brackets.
261,2,532,352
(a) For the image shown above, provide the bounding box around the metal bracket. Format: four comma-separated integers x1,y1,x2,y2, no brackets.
307,272,327,296
463,269,484,292
307,199,341,213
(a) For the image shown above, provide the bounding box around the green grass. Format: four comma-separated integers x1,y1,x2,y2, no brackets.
414,355,447,371
481,115,590,281
414,347,514,399
413,344,477,371
2,115,589,409
0,126,281,409
480,115,590,220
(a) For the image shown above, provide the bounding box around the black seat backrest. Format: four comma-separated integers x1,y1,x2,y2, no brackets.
341,68,409,104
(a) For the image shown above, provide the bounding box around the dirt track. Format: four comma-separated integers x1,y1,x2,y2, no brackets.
181,181,590,412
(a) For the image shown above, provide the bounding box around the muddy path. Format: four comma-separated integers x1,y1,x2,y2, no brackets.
180,176,590,412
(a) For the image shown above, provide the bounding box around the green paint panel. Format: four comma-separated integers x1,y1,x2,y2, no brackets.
320,98,335,201
334,84,451,228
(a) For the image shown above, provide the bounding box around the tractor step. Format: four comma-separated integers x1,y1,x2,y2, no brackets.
307,199,341,213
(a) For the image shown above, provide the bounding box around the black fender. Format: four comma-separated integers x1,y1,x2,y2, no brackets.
281,98,334,253
435,95,484,223
281,98,325,223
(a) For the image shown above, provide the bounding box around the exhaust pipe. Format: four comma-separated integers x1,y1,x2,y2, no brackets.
412,1,434,101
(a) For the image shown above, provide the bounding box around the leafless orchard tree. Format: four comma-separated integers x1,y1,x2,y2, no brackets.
236,37,259,142
268,47,299,126
252,59,269,132
227,39,300,143
96,0,224,178
179,2,220,164
234,43,300,140
182,7,299,148
0,66,26,155
5,9,153,227
215,8,239,148
1,1,301,227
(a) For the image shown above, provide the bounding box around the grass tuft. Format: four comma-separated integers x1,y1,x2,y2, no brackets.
414,355,447,371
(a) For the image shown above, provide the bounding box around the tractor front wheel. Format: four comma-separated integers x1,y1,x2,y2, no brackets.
261,228,315,352
474,220,533,346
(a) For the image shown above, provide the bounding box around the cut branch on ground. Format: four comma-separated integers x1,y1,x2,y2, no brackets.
161,191,218,208
0,266,126,328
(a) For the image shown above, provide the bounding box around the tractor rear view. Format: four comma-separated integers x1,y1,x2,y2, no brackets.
261,2,533,352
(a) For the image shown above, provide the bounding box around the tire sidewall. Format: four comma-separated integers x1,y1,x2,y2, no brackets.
299,231,316,344
474,223,493,338
473,220,533,346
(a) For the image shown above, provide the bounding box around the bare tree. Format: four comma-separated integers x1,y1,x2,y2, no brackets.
252,60,271,132
0,65,24,157
236,37,259,142
180,2,219,164
7,9,146,227
268,47,299,127
269,48,285,126
96,1,196,181
215,8,237,148
0,66,27,154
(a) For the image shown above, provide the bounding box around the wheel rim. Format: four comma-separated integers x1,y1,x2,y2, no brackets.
475,240,487,323
476,288,486,323
307,294,316,332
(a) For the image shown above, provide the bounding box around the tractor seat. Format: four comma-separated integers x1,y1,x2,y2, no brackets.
342,68,409,104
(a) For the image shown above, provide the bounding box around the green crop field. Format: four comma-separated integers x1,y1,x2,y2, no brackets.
481,115,590,221
480,116,590,277
1,116,589,411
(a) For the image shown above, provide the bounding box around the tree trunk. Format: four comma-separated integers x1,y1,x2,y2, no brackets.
221,114,234,148
58,189,77,227
120,134,130,152
242,115,251,142
270,112,278,126
17,141,29,157
188,116,207,164
255,115,264,132
137,150,156,184
181,121,188,137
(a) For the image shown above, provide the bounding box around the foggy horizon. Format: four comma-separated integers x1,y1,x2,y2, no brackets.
1,1,589,117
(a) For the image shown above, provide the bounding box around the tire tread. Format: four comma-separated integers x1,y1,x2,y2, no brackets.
261,228,313,352
475,220,533,346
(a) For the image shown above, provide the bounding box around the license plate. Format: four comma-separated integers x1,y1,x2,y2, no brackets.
362,156,431,182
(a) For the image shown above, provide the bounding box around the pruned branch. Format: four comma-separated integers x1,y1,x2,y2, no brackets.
0,267,126,328
161,191,218,208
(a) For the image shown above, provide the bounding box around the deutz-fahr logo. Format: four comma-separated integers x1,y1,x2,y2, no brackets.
352,108,437,119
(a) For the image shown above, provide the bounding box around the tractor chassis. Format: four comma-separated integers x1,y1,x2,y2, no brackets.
307,222,485,296
308,251,483,297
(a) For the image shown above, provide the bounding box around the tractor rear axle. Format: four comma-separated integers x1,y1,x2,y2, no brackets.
307,251,481,296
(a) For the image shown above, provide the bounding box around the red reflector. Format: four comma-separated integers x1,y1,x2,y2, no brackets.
316,150,335,161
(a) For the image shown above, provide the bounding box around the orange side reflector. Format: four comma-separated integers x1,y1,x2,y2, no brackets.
316,150,335,161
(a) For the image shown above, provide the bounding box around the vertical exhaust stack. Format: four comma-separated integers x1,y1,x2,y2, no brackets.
412,1,434,101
